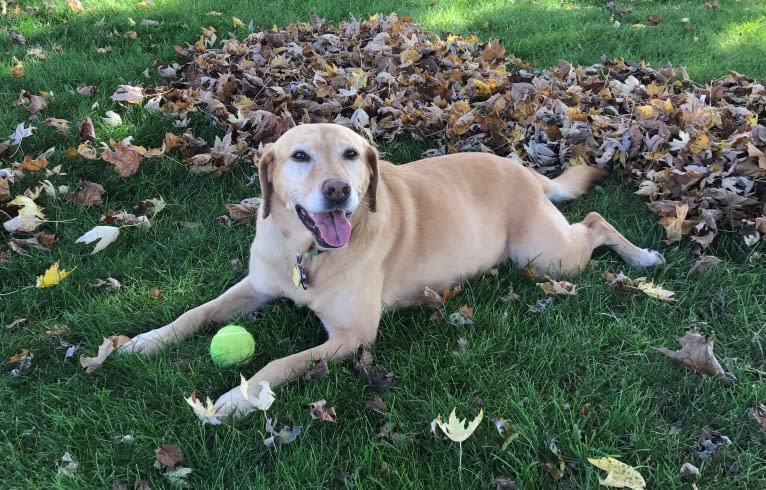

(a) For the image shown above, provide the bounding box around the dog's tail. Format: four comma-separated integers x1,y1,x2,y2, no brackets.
531,166,605,202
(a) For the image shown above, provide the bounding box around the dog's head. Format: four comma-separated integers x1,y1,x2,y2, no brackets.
258,123,379,249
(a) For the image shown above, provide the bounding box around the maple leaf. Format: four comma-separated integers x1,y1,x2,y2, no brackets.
185,392,222,425
239,376,276,411
432,408,483,443
102,139,143,177
654,329,736,383
17,154,48,172
3,194,41,220
9,122,35,146
36,261,72,288
76,226,120,254
225,197,261,222
587,457,646,490
659,203,690,244
306,399,337,423
79,335,129,373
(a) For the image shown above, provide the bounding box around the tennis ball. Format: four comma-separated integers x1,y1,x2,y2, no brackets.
209,325,255,367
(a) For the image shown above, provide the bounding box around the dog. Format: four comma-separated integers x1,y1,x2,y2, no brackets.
121,123,664,417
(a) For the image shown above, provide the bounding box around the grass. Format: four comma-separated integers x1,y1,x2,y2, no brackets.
2,0,766,488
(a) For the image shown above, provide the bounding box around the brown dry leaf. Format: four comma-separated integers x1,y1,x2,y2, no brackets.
307,399,337,423
9,348,31,364
301,358,329,381
519,267,537,281
11,59,24,78
43,117,71,135
79,335,130,373
750,403,766,432
365,395,387,414
458,304,474,320
225,197,261,222
423,286,445,310
155,444,183,469
72,180,106,206
659,203,691,244
102,139,143,177
646,15,663,26
688,255,722,276
17,154,48,172
536,276,577,296
1,177,10,201
76,85,98,97
17,90,48,116
653,329,735,383
78,116,96,142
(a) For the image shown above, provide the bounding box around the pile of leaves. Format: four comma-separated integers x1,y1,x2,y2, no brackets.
113,12,766,251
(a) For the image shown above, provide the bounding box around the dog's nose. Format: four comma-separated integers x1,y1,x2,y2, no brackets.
322,179,351,205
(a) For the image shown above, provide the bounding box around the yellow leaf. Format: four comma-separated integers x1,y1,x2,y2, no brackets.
11,60,25,78
536,276,577,296
636,281,675,302
659,203,689,244
588,457,646,490
36,261,72,288
10,195,45,219
232,16,244,28
433,408,483,442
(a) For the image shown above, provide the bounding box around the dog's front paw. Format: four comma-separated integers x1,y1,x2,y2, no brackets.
630,248,666,268
214,385,256,419
118,329,169,357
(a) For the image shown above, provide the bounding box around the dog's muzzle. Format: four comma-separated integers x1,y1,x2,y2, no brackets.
296,205,353,248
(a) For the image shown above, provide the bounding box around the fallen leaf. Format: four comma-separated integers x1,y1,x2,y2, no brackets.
79,336,130,373
239,376,276,411
102,139,143,177
36,261,72,288
76,142,98,159
57,452,78,476
749,403,766,432
432,408,483,442
72,180,106,206
587,457,646,490
4,318,29,330
688,255,722,276
76,226,120,254
679,462,699,477
660,203,690,244
76,85,98,97
9,122,35,146
301,358,329,381
654,329,736,383
694,427,731,461
102,111,123,127
448,310,473,326
365,395,387,414
185,392,222,425
263,419,302,446
499,287,520,303
527,296,554,313
67,0,83,12
636,281,676,302
155,444,183,469
90,277,122,291
537,276,577,296
8,348,31,364
110,84,145,104
77,116,96,141
225,197,261,222
43,117,71,134
646,15,663,26
306,399,337,422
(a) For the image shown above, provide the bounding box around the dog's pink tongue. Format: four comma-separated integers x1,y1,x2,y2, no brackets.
311,210,352,247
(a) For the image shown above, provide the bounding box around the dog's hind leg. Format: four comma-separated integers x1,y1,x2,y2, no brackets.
120,278,271,357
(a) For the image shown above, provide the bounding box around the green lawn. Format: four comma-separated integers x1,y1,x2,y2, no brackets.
2,1,766,488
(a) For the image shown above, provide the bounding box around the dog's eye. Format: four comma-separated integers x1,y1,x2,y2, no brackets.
292,150,309,162
343,149,359,160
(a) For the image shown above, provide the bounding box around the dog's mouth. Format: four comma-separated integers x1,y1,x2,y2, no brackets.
295,205,353,248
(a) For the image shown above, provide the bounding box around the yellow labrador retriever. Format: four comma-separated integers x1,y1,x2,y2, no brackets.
121,123,663,417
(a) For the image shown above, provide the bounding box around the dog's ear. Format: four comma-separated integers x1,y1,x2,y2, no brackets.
257,149,275,219
364,145,379,213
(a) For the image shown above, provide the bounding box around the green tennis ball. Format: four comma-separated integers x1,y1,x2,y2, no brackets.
209,325,255,367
